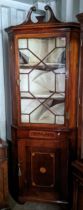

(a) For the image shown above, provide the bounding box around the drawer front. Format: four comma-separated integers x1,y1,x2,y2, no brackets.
17,128,68,140
29,130,67,140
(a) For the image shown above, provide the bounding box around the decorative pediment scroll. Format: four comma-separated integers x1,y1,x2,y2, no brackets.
22,5,61,24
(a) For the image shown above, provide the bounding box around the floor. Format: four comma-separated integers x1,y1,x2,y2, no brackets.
7,195,68,210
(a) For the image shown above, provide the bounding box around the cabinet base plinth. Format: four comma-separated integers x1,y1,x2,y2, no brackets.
18,188,68,206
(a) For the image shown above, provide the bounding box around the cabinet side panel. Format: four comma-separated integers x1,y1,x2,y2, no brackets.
77,32,83,159
69,31,80,128
8,36,18,125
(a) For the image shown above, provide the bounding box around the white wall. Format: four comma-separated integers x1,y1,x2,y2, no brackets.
61,0,80,21
72,0,79,21
79,0,83,12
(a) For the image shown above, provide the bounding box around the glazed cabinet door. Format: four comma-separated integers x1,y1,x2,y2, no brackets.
16,36,68,128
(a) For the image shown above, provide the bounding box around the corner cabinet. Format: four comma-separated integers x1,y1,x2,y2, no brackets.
5,6,80,204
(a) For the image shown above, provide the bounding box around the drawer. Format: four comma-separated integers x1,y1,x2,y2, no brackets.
17,129,69,140
29,130,68,140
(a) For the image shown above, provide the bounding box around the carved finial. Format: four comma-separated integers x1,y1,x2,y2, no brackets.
76,13,83,23
23,6,36,23
45,5,61,23
21,5,61,25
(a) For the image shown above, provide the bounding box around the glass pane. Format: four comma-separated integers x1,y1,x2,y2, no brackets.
56,116,64,124
56,37,66,47
19,38,56,66
28,38,55,60
30,105,55,124
56,74,65,92
19,49,39,65
18,37,66,125
21,99,41,114
20,74,28,92
30,101,64,123
48,101,64,115
30,69,55,98
18,39,27,48
21,115,29,123
30,100,64,124
44,48,65,64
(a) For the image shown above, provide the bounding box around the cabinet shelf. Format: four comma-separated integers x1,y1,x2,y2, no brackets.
20,63,65,70
21,96,65,100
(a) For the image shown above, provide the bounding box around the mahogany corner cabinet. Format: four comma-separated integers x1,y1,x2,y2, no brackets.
5,6,80,205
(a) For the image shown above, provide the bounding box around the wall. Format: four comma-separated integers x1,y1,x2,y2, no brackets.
79,0,83,12
61,0,80,21
72,0,79,21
